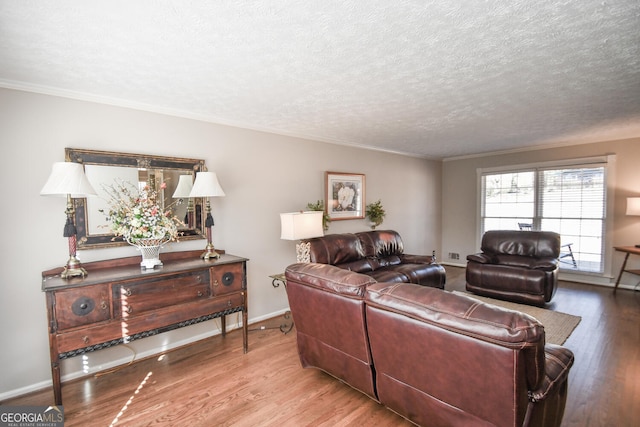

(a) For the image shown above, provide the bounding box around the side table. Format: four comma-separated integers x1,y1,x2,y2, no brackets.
270,273,294,334
613,246,640,293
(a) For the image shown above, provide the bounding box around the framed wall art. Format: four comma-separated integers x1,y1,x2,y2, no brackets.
325,171,365,220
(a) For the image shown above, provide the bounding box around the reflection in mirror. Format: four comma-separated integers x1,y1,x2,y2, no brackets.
65,148,206,249
85,165,139,235
171,174,198,229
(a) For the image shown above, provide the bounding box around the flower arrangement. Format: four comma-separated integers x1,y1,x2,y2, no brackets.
101,179,183,244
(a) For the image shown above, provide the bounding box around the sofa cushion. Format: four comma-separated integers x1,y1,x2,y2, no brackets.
482,230,560,258
335,258,375,273
356,230,404,258
308,233,364,265
494,254,559,271
466,263,548,296
364,268,410,283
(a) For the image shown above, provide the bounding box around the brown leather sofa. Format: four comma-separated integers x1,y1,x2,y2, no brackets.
285,262,574,427
306,230,446,289
466,230,561,306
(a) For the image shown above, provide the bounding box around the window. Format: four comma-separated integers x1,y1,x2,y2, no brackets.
481,162,607,273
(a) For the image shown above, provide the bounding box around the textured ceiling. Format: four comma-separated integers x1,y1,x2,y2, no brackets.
1,1,639,159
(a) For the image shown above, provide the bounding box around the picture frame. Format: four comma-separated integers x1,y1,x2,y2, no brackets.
325,171,365,220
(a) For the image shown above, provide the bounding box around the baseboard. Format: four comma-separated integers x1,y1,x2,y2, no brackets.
441,261,467,268
0,308,291,402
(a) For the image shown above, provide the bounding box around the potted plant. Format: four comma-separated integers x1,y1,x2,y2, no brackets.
306,200,331,231
366,200,386,229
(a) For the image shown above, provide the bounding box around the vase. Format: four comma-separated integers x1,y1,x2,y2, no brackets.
129,237,168,269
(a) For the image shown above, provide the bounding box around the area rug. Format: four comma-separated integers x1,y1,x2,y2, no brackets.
452,291,581,345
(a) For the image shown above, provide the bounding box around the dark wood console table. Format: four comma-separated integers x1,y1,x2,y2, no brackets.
42,250,248,405
613,246,640,293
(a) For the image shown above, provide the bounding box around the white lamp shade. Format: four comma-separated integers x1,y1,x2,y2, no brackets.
40,162,97,197
280,211,324,240
626,197,640,216
172,174,194,198
189,172,225,197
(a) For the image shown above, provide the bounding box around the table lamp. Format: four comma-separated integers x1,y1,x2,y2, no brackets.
172,174,194,227
41,162,97,278
189,171,225,259
280,211,324,263
626,197,640,248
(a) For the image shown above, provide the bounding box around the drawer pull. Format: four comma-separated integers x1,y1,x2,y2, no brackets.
124,289,132,297
197,291,203,297
213,280,219,287
127,306,133,314
72,297,95,316
100,301,108,310
222,272,235,286
82,336,89,344
227,300,232,307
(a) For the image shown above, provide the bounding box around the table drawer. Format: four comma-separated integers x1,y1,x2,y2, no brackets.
56,293,246,355
113,271,210,317
54,285,111,331
211,263,244,295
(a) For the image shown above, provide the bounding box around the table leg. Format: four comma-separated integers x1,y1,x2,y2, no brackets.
279,311,294,334
271,276,293,334
614,253,631,293
51,358,62,405
242,307,248,353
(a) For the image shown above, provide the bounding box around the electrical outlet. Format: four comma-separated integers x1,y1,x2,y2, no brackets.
448,252,460,260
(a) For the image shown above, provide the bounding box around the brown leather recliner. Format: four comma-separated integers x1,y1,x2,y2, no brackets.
284,262,574,427
466,230,561,306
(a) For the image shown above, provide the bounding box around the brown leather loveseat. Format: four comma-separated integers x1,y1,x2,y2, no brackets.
466,230,561,306
306,229,446,289
285,262,574,427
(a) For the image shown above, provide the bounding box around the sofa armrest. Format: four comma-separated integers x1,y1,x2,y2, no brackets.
401,254,435,264
528,344,574,402
531,257,560,271
466,253,493,264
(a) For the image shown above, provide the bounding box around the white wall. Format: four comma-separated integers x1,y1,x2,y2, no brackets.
0,88,441,399
441,139,640,285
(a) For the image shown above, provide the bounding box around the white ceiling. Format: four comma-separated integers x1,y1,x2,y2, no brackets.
1,1,639,159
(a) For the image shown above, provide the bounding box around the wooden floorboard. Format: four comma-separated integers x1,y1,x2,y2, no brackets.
2,266,639,426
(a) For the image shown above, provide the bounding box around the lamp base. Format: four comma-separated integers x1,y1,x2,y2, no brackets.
61,256,88,279
61,266,88,279
201,244,221,260
296,241,312,263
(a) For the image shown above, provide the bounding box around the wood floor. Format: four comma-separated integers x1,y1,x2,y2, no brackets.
3,267,639,426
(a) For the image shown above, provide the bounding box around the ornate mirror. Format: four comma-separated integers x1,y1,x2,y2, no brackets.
66,148,206,249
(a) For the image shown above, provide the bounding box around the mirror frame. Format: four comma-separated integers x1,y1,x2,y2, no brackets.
66,148,206,249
